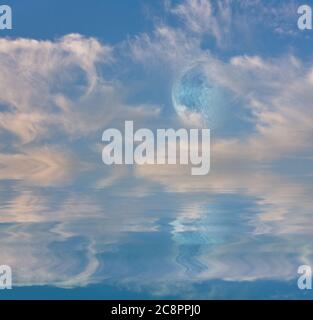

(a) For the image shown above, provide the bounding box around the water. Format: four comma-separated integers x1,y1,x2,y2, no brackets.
1,158,313,300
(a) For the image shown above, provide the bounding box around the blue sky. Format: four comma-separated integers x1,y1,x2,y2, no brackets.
1,0,313,299
3,0,313,52
5,0,155,42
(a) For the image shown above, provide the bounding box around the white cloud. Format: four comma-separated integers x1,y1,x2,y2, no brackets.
0,34,110,143
170,0,232,46
0,146,79,186
0,34,159,143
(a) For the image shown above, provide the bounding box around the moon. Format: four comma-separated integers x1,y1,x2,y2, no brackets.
172,64,230,129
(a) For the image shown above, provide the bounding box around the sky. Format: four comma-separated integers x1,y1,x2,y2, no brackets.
1,0,313,299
